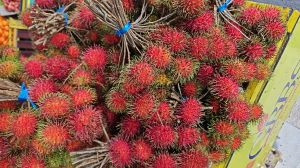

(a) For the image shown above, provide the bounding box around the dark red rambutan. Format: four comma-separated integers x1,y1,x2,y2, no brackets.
224,24,244,41
87,30,99,43
132,139,152,161
31,139,50,156
106,91,127,113
227,100,250,122
174,57,197,81
129,62,155,86
264,20,285,40
250,104,263,120
0,137,9,158
265,44,277,59
109,138,131,167
0,158,15,167
175,0,205,17
199,132,209,146
66,140,84,152
120,118,141,138
50,32,70,49
197,64,214,85
0,112,12,132
146,125,176,148
210,76,239,99
256,63,271,80
39,93,71,118
188,36,209,60
78,7,95,26
67,45,81,59
71,88,96,107
20,154,45,168
222,60,246,82
39,123,69,148
149,101,173,124
24,59,44,78
45,56,71,80
178,98,203,125
152,154,176,168
178,127,199,148
188,11,214,32
102,108,118,127
103,34,120,45
122,79,145,95
231,136,242,150
210,99,220,113
262,7,280,21
83,46,107,70
12,112,37,139
208,35,226,59
122,0,134,12
69,106,103,143
244,63,257,80
208,151,226,162
214,121,234,135
182,81,199,97
36,0,56,8
132,92,155,119
70,69,92,86
109,50,121,64
239,7,262,26
145,46,171,68
21,11,32,27
180,151,208,168
0,101,16,110
232,0,244,6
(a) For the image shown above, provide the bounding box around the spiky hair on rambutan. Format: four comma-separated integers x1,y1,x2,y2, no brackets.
232,0,245,6
24,59,44,78
244,62,257,80
149,101,174,124
66,140,84,152
20,154,46,168
106,90,128,113
128,61,155,87
0,112,13,133
35,0,56,8
208,151,226,162
49,32,70,49
69,106,103,143
0,137,9,159
31,139,50,156
255,63,271,80
177,127,199,148
188,36,209,60
120,117,141,139
145,45,172,69
262,7,281,21
122,79,145,96
172,57,199,82
182,81,200,97
29,78,57,102
226,100,250,123
71,87,97,108
109,138,132,167
214,138,230,148
173,0,206,17
225,40,238,58
70,69,93,86
231,136,242,150
239,6,263,26
0,158,15,167
87,30,99,43
83,46,107,71
38,93,71,118
121,0,135,12
209,76,239,100
208,35,226,59
177,98,203,125
221,60,247,82
262,20,285,41
146,125,176,148
21,10,32,27
151,153,176,168
197,64,214,86
132,139,153,161
179,151,208,168
0,60,21,79
187,11,214,32
45,56,71,80
11,111,37,139
78,7,96,27
213,120,235,135
67,45,81,59
224,23,244,42
103,34,120,45
131,92,156,119
264,44,277,59
250,104,263,121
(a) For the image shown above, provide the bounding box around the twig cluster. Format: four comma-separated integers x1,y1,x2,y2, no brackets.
0,78,20,101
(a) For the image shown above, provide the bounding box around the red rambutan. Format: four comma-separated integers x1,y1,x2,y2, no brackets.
225,40,237,58
120,118,141,138
50,32,70,49
129,62,155,86
188,11,214,32
179,151,208,168
210,76,239,99
70,69,92,86
69,106,103,143
0,158,15,168
0,101,16,110
149,101,173,124
36,0,56,8
67,45,81,59
264,20,285,40
262,7,280,21
182,81,199,97
0,112,12,132
122,0,134,12
152,154,176,168
66,140,84,152
199,132,210,147
197,64,214,85
239,7,262,26
244,63,257,80
173,57,197,81
45,56,71,80
83,46,107,70
175,0,205,17
21,11,32,27
145,46,171,68
146,125,176,148
227,100,250,122
24,59,44,78
0,60,21,78
224,24,244,41
265,44,277,59
12,112,37,139
208,36,226,59
103,34,120,45
178,127,199,148
109,138,131,167
31,139,50,156
39,93,71,118
122,79,145,95
132,139,152,161
20,154,45,168
231,136,242,150
87,30,99,42
255,63,271,80
208,151,226,162
250,104,263,120
71,88,97,107
214,121,234,135
39,123,69,148
107,91,128,113
132,92,155,119
222,60,246,82
188,36,209,60
0,137,9,158
178,98,203,125
215,138,230,148
78,7,95,26
210,99,220,113
232,0,244,6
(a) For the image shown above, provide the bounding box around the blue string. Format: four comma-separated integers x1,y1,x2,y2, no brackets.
217,0,232,12
116,22,131,37
18,82,37,109
56,6,69,26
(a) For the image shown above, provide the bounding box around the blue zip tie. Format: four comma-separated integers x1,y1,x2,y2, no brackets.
217,0,232,12
56,6,69,26
116,22,131,37
18,82,37,109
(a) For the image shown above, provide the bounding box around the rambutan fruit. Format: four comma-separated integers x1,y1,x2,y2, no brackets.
225,40,237,58
78,7,95,26
188,36,209,60
70,69,92,86
263,20,285,40
146,125,176,148
106,91,128,113
262,7,280,21
67,45,81,59
102,108,118,127
174,0,205,17
120,118,141,138
178,98,203,125
209,76,239,99
87,30,99,43
239,7,262,26
38,93,71,118
50,32,70,49
197,64,214,85
39,123,69,149
12,112,37,139
109,138,131,167
232,0,244,6
132,92,155,119
36,0,56,8
24,59,44,78
71,88,97,107
83,46,107,70
21,11,32,27
152,154,176,168
20,154,45,168
255,63,271,80
132,139,152,161
250,104,263,120
210,99,221,113
214,121,234,135
0,112,12,133
0,60,21,78
208,151,226,162
1,46,18,59
66,140,84,152
215,138,230,148
145,46,171,68
227,100,250,122
222,60,246,82
231,136,242,150
103,34,120,45
208,35,226,59
183,81,199,97
0,137,9,158
199,132,209,147
244,63,257,80
122,0,134,12
45,56,71,80
178,127,199,148
149,101,173,124
265,44,277,59
0,158,15,168
224,24,244,41
129,62,155,86
122,79,145,95
179,151,208,168
173,57,198,81
32,139,50,156
188,11,214,32
69,106,103,143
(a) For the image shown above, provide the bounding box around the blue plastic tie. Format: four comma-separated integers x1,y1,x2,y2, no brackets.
56,6,69,26
116,22,131,37
217,0,232,12
18,82,37,109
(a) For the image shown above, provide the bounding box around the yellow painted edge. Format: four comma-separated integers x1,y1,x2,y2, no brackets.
13,28,17,47
287,10,300,32
8,17,28,30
